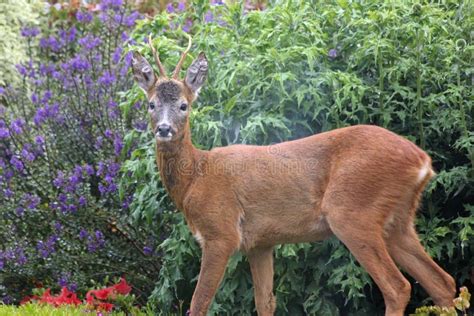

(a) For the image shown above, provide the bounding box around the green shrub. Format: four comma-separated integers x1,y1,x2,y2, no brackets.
120,0,473,314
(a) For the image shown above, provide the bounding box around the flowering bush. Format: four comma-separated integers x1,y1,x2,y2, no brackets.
20,277,133,313
0,1,159,304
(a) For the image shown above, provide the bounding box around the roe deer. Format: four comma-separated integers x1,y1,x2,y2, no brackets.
131,35,456,316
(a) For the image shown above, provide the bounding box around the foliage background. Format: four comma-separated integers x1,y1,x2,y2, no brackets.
0,0,43,86
121,0,473,315
0,0,472,314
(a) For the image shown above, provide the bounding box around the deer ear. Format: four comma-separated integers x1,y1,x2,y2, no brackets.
185,52,208,96
131,52,157,93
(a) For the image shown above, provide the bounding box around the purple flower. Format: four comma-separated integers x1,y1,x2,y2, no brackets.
53,171,65,188
0,128,9,139
105,175,114,184
16,64,27,76
68,283,78,292
108,162,121,176
21,26,40,38
21,148,35,162
35,135,45,146
27,195,40,209
79,35,102,50
84,164,94,176
124,11,140,27
143,246,153,255
328,48,338,59
96,162,106,176
70,55,91,72
134,120,148,131
76,11,93,23
183,19,193,33
166,3,175,13
10,156,24,172
204,11,214,23
100,0,123,10
121,31,129,42
86,230,105,252
58,193,67,203
68,204,77,213
114,136,123,155
108,99,118,109
1,295,13,304
40,35,61,51
78,196,87,206
108,183,118,193
41,90,52,104
11,118,25,134
4,188,13,198
54,222,63,232
16,207,25,216
112,47,122,64
105,129,113,138
15,247,27,265
177,1,186,11
95,136,104,149
37,236,57,258
58,273,69,287
69,174,81,186
98,183,107,195
99,71,116,86
79,229,88,240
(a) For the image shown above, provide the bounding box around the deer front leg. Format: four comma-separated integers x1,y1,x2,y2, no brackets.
190,240,236,315
247,247,276,316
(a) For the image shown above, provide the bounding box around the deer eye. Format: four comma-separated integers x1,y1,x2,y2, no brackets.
149,102,155,110
180,103,188,111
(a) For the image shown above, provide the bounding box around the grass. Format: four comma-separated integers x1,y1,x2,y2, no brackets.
0,303,155,316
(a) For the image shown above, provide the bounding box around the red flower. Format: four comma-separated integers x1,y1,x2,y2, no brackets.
86,287,114,302
21,287,81,306
39,287,81,306
98,302,114,312
86,278,131,302
113,278,131,295
86,278,132,312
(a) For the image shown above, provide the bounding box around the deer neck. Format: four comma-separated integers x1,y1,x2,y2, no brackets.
155,128,199,210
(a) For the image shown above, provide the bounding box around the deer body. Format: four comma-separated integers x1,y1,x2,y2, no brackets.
132,39,456,316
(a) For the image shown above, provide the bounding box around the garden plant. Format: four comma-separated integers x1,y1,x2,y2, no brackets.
0,0,472,315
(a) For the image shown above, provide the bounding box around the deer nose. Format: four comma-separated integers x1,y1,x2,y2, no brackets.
157,124,171,137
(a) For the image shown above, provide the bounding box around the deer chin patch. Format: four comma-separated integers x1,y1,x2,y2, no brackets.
155,132,174,142
156,135,173,142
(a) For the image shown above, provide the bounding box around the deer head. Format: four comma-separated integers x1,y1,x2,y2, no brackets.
131,34,208,144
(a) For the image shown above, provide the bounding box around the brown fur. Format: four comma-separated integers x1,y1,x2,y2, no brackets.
131,51,456,316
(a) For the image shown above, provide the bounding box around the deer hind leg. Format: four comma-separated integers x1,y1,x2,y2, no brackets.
247,247,276,316
386,224,456,307
326,209,411,316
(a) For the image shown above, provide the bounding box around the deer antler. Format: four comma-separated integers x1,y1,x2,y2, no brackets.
172,33,192,79
148,34,167,78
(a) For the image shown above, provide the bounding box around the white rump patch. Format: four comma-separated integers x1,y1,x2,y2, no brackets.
417,161,433,184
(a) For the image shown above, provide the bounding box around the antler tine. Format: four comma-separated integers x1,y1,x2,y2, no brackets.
148,34,167,78
172,33,192,79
